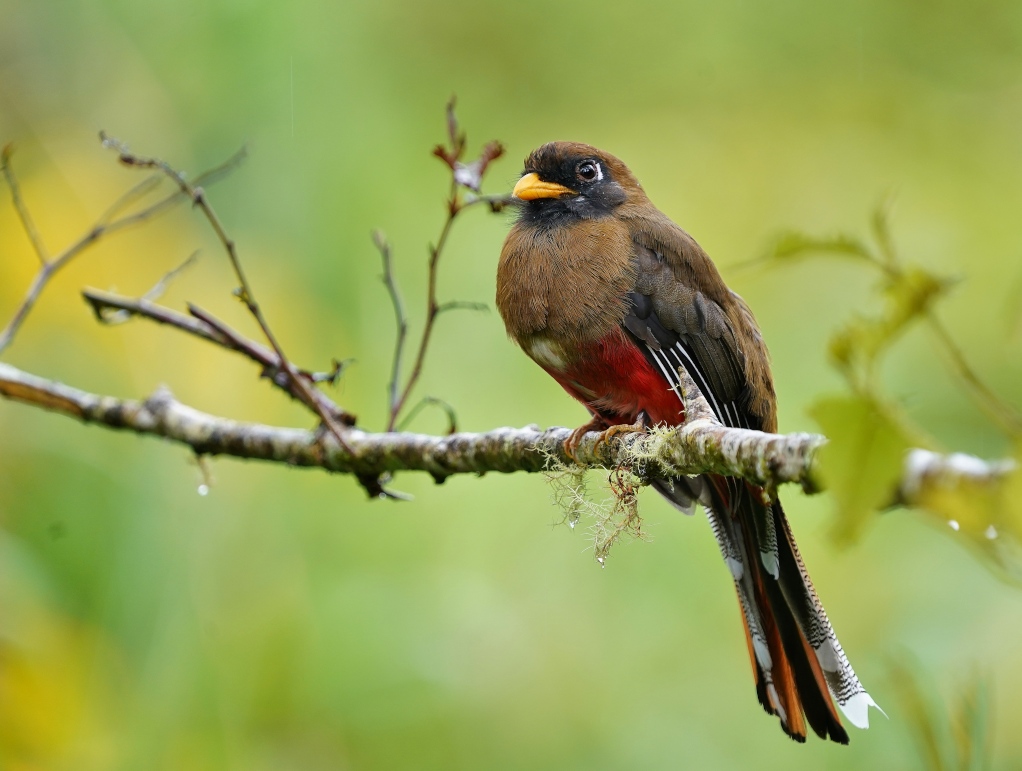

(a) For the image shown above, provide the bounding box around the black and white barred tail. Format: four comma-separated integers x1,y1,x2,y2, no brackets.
655,474,882,743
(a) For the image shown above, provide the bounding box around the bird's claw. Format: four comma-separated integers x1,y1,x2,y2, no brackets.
563,418,648,464
563,416,609,463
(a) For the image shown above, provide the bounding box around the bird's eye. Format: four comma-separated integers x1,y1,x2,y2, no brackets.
576,161,600,182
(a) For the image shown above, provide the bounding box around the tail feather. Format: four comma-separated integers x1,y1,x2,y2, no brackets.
771,503,882,729
750,513,848,742
656,472,878,743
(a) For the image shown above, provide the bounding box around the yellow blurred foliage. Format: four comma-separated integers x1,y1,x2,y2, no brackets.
0,539,118,770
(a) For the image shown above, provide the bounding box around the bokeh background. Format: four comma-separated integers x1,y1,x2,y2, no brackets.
3,1,1022,768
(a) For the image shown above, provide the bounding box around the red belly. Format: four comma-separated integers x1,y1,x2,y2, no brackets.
541,329,685,427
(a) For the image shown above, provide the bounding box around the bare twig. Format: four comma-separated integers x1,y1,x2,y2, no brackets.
374,230,407,427
84,289,225,342
462,192,513,213
91,252,200,326
387,175,458,431
81,288,356,426
306,358,353,386
382,100,505,432
436,300,488,314
1,143,49,264
99,132,355,452
925,311,1022,438
397,396,458,434
0,144,246,355
143,251,200,302
96,174,163,226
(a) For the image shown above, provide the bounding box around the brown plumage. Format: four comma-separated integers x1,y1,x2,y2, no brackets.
497,141,880,743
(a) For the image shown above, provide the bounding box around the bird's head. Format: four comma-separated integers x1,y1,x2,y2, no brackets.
512,142,643,223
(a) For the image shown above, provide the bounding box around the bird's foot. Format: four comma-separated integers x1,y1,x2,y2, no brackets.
564,415,649,463
564,416,610,463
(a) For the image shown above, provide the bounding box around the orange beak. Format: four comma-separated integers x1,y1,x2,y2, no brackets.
512,172,577,201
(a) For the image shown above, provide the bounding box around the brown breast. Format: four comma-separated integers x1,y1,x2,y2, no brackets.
496,217,636,354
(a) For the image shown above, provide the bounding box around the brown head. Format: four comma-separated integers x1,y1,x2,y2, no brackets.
512,142,648,224
497,142,645,347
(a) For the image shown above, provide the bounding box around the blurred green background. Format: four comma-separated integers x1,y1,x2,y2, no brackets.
3,0,1022,768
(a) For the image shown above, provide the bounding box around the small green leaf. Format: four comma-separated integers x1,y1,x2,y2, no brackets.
809,395,914,542
883,265,955,320
827,265,955,380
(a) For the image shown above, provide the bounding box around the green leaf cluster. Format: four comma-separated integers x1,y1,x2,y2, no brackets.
765,207,1022,580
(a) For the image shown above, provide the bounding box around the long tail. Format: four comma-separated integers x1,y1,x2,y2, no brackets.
655,474,880,743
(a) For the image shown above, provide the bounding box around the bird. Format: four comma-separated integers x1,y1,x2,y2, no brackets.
496,141,880,743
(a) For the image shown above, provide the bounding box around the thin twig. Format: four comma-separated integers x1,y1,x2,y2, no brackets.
380,185,498,431
96,174,163,227
81,288,356,426
436,300,488,314
1,144,49,265
463,192,513,212
926,311,1022,438
93,251,199,326
97,146,248,237
99,133,355,452
314,359,354,386
397,396,458,434
143,251,200,302
84,289,223,342
380,101,506,433
0,144,246,356
374,230,407,427
387,177,458,430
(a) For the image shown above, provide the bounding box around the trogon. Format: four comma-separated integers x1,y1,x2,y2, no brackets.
497,141,880,743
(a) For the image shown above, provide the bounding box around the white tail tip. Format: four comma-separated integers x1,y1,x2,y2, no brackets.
839,691,887,729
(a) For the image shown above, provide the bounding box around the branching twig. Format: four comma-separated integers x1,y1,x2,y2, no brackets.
380,99,505,432
81,288,355,426
387,175,458,431
98,132,355,452
0,143,246,355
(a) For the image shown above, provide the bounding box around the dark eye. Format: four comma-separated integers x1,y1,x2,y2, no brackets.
576,161,599,182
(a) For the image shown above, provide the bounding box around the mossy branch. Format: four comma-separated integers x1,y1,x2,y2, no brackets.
1,360,1010,502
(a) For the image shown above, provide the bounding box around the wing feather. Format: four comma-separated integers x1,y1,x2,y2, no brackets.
621,235,878,741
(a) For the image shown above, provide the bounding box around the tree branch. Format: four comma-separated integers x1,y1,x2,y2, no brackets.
0,359,819,484
98,132,355,453
1,359,1009,503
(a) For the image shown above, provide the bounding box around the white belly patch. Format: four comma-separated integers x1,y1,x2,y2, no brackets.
525,337,567,370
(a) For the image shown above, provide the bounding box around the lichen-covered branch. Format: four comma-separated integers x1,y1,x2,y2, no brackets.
1,360,1010,501
898,449,1017,505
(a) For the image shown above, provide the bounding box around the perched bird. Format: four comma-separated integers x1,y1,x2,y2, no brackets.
497,142,880,743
